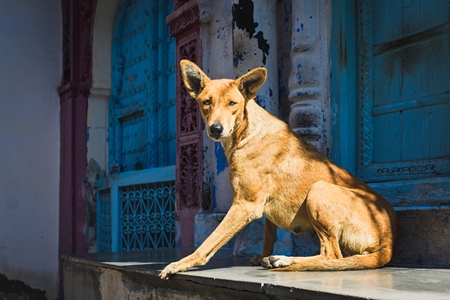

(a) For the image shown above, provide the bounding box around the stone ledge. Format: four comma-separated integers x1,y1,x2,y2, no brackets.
63,248,450,300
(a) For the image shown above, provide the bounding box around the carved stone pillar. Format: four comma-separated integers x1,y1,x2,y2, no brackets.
288,0,331,155
167,0,203,247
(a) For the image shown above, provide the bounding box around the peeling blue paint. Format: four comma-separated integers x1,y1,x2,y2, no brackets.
255,31,270,64
297,72,303,84
217,27,225,39
233,51,245,67
215,142,227,174
255,95,266,109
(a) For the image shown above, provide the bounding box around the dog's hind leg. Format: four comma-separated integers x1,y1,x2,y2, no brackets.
262,180,395,271
262,224,343,269
262,251,388,271
251,219,277,265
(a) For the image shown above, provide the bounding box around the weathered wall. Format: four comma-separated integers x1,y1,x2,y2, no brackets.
0,1,61,298
198,0,284,214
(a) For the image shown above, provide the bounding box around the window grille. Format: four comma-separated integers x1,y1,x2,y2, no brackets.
97,166,175,252
120,182,175,251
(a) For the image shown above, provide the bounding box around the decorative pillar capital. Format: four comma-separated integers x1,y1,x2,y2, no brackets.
167,0,200,37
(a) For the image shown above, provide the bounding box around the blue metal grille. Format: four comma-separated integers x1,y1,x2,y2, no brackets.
120,181,175,251
98,189,112,252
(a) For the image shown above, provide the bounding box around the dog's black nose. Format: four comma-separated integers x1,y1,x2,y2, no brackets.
209,124,224,138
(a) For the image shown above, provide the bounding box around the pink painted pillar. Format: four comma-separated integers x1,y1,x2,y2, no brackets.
167,0,204,247
59,0,96,297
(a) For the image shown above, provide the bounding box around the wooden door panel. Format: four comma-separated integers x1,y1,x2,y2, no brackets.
119,1,152,109
374,0,448,44
372,113,402,163
111,0,175,171
357,0,450,182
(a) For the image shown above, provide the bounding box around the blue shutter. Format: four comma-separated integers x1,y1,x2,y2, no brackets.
356,0,450,182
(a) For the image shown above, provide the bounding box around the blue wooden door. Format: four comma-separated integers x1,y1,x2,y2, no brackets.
98,0,176,252
110,0,176,170
356,0,450,184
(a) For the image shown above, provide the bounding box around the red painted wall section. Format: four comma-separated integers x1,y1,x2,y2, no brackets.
167,0,204,247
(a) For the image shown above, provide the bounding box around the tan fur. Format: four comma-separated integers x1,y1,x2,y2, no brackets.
159,60,399,279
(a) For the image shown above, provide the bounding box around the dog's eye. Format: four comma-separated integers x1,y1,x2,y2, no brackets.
203,100,211,106
229,101,237,106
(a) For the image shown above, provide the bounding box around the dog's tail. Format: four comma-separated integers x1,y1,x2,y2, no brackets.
271,250,392,272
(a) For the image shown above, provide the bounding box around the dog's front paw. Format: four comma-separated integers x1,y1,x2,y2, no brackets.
250,254,263,266
261,255,292,269
160,262,180,280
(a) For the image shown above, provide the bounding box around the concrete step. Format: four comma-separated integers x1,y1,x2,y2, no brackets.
63,248,450,300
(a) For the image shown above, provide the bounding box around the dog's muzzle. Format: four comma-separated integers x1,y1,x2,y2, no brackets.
209,124,224,140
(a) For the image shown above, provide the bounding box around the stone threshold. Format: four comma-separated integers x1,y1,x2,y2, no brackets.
62,248,450,300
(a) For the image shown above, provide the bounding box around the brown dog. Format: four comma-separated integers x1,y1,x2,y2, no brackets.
160,60,398,279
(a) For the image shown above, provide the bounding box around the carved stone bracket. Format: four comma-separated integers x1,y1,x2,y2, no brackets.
356,0,374,173
167,0,200,37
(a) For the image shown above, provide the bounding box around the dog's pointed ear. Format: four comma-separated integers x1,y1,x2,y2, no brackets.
180,60,210,99
235,67,267,100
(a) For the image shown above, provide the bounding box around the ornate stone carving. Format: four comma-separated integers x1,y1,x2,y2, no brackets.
375,164,436,177
356,0,374,172
179,39,200,135
60,0,96,98
166,1,200,37
179,141,200,208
